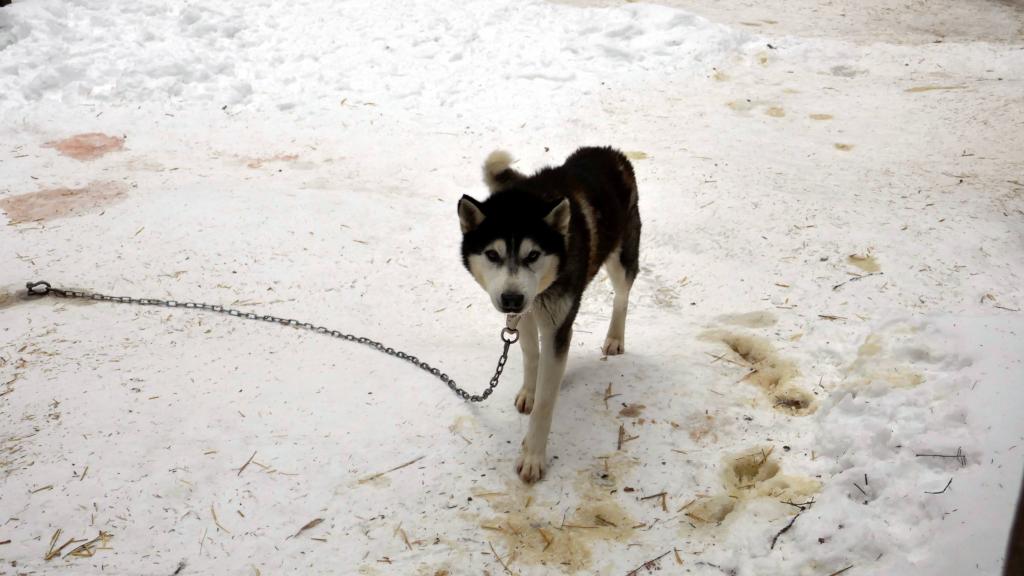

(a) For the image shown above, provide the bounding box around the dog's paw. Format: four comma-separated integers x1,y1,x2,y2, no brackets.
602,337,624,356
515,449,546,483
514,388,535,414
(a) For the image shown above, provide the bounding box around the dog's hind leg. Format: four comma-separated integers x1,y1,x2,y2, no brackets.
514,311,539,414
602,208,640,356
601,251,632,356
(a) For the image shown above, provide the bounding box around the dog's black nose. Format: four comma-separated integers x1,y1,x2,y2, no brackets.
500,292,525,312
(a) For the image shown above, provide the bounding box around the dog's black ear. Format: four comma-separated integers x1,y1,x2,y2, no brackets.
543,198,571,235
458,195,486,233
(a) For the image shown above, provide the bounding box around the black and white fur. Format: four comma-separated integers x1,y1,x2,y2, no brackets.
458,146,641,482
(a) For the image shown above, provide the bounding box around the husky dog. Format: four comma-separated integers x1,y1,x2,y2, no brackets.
458,146,641,482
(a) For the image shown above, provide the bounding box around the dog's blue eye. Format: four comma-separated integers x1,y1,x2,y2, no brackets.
485,250,501,263
523,250,541,264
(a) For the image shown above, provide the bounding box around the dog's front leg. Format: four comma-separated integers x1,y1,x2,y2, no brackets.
514,311,539,414
516,319,569,483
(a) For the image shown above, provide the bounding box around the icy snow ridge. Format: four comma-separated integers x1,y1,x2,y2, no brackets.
0,0,751,112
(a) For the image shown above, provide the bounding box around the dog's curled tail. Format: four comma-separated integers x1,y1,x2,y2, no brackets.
483,150,523,193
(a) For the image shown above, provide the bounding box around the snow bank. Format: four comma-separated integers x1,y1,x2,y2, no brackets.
0,0,751,117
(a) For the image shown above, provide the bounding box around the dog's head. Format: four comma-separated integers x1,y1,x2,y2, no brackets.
458,193,570,315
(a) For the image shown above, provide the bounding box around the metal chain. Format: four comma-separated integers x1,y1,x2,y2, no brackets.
24,280,519,403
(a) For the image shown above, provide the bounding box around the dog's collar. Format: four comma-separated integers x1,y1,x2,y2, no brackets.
506,314,521,331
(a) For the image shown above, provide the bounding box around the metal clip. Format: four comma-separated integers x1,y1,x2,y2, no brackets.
25,281,51,296
501,327,520,344
502,313,522,343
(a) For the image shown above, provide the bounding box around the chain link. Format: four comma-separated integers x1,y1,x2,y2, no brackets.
24,281,518,403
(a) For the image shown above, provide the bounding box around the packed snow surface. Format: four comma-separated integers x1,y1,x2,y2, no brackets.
1,0,1023,574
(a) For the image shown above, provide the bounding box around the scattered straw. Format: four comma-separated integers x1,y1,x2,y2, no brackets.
63,531,113,558
537,528,553,551
770,512,801,550
640,492,669,512
395,524,412,551
626,550,672,575
44,529,69,560
211,504,231,534
705,352,747,368
678,498,698,512
47,537,84,560
358,455,424,484
472,492,507,499
595,514,617,528
237,451,257,476
288,518,324,539
925,478,953,495
832,272,883,291
617,425,638,450
915,447,967,467
904,85,966,93
488,540,516,575
603,383,620,408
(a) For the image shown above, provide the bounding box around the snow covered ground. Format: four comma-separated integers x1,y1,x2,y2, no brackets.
1,0,1023,574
